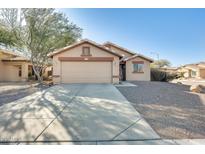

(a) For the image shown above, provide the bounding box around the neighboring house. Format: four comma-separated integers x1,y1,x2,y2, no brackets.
177,62,205,79
0,49,32,82
49,39,153,84
0,49,53,82
160,66,178,74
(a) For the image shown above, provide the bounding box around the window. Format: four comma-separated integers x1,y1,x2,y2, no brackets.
18,66,22,77
48,70,52,76
191,70,197,77
82,47,91,56
133,63,144,73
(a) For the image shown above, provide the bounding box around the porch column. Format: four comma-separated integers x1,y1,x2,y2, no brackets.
197,68,201,79
112,58,120,84
188,69,191,78
21,63,28,81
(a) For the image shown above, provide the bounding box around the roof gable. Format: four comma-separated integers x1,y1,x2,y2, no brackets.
0,49,20,58
183,62,205,69
49,39,122,58
122,54,153,63
0,49,29,62
103,42,136,56
103,42,153,62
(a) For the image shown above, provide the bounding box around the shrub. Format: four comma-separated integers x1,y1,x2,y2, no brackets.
151,68,179,82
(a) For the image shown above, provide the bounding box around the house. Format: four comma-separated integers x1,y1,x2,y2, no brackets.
0,49,32,82
49,39,153,84
177,62,205,79
160,66,178,74
0,49,53,82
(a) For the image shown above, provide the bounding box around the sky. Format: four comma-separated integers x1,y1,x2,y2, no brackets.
61,9,205,67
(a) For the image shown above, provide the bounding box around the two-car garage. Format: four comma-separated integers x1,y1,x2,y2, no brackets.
61,61,112,83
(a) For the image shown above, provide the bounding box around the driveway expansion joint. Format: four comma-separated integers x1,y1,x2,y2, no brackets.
111,117,143,141
33,86,85,142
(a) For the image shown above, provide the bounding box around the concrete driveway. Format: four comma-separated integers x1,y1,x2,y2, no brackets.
0,82,48,106
0,84,159,144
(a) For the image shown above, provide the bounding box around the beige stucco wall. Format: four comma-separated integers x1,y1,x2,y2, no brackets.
186,67,200,78
126,57,151,81
108,46,133,58
0,60,4,81
52,43,119,84
0,60,29,82
4,65,20,81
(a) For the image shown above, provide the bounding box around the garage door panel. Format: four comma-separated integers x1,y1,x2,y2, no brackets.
61,62,112,83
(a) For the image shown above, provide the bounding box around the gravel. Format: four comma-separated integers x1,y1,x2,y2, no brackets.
117,81,205,139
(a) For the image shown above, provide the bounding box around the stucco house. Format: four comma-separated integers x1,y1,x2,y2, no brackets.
49,39,153,84
160,66,178,74
0,49,53,82
0,49,32,82
177,62,205,79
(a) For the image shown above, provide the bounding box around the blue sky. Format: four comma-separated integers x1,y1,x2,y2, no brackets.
61,9,205,66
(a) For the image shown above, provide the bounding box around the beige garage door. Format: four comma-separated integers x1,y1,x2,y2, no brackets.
61,62,112,83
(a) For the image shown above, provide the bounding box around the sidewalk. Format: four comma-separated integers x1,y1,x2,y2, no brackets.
96,139,205,145
16,139,205,145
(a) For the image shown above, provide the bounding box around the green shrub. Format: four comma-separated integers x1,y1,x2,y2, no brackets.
151,68,179,82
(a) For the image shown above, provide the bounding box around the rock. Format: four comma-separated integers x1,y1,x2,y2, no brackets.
190,85,202,93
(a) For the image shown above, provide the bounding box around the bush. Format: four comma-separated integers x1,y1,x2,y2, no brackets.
28,75,36,81
151,68,179,82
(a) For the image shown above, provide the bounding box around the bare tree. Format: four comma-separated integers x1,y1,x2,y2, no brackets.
151,59,171,68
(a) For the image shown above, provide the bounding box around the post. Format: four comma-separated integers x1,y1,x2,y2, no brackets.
21,63,28,81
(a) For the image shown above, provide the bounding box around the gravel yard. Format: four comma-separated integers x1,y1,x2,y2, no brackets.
0,82,48,106
117,81,205,139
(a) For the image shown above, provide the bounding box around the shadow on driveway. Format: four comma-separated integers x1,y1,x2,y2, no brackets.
0,84,159,144
0,82,49,106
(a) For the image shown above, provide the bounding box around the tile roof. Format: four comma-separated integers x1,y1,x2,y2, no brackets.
48,39,122,57
121,54,154,62
0,49,29,62
103,41,136,55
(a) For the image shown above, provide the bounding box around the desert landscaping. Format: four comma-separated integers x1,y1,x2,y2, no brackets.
117,81,205,139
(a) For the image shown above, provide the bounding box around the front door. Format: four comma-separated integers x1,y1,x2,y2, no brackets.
120,64,126,81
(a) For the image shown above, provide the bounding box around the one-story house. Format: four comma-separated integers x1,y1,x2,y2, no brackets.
177,62,205,79
160,66,178,74
49,39,153,84
0,49,32,82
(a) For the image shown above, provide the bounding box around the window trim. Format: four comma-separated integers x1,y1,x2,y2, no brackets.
132,61,144,64
81,46,92,56
132,61,144,73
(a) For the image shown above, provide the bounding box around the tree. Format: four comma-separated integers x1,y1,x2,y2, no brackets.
0,8,82,82
151,59,171,68
0,27,17,46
